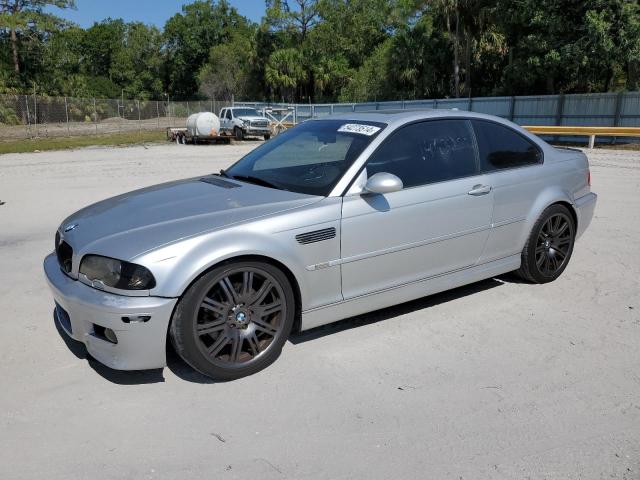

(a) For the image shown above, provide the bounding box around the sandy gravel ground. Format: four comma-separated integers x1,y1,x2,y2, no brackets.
0,143,639,479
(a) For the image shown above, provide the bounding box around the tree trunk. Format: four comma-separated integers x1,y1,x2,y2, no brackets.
465,30,472,97
10,27,20,74
453,7,460,97
603,67,614,92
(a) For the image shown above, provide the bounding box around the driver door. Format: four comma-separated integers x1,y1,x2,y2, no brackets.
340,119,494,299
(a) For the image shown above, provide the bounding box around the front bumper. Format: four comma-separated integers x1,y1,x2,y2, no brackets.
244,127,271,136
44,253,177,370
574,192,597,239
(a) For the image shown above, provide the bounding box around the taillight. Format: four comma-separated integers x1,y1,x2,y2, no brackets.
587,169,591,187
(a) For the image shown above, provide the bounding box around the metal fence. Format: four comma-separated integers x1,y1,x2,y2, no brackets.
2,91,640,143
0,95,232,140
237,91,640,144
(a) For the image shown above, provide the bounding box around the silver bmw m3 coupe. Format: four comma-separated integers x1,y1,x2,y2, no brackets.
44,110,597,380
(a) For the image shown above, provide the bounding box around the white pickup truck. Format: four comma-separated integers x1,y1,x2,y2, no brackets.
219,107,271,141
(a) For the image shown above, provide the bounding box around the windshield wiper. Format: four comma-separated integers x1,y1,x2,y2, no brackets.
229,174,285,190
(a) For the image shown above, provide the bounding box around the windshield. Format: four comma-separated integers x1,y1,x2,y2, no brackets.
225,119,386,196
233,108,261,117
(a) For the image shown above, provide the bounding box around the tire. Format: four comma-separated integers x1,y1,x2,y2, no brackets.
264,134,271,141
234,127,244,141
170,261,295,381
516,204,576,283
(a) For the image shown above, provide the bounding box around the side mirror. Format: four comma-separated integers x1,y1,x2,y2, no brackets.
364,172,404,194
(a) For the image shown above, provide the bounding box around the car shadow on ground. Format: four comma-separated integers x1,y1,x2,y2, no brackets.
55,276,510,385
289,277,505,344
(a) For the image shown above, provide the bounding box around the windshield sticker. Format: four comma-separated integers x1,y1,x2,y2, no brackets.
338,123,381,136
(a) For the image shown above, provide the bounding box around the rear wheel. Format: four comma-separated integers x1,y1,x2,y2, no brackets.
170,261,295,380
516,204,575,283
234,127,244,141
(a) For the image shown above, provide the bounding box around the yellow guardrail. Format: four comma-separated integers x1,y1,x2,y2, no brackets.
523,126,640,148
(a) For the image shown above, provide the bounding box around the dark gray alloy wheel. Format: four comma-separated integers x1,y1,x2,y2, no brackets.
170,261,295,380
517,204,575,283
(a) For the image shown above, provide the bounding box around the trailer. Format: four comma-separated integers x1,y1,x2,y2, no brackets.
166,112,232,144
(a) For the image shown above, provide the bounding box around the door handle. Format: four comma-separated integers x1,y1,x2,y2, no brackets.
468,184,492,196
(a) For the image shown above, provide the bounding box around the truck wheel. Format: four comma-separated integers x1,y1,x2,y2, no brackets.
234,127,244,141
264,134,271,141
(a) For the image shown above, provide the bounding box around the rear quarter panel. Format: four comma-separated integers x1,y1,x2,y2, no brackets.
479,147,590,263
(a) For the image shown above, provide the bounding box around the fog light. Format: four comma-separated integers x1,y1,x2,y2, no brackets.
94,324,118,344
104,328,118,344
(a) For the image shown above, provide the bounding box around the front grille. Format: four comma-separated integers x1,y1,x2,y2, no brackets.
296,227,337,245
251,120,269,128
56,237,73,273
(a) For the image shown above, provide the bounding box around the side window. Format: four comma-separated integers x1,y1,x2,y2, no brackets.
366,120,478,189
227,110,233,119
220,109,226,119
472,120,542,171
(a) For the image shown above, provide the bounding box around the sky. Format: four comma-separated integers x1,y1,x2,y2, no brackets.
45,0,267,28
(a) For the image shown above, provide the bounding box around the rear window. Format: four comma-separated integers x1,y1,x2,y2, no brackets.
472,120,542,171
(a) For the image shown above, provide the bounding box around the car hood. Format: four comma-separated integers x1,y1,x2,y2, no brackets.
59,175,320,260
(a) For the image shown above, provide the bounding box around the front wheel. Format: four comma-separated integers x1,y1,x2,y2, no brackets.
170,261,295,380
263,134,271,141
516,204,576,283
234,127,244,141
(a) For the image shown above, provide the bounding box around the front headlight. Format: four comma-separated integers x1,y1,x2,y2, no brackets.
79,255,156,290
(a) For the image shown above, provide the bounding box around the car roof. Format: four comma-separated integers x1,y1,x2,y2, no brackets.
312,108,513,128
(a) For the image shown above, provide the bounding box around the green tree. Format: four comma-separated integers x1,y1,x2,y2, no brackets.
110,23,164,99
198,30,255,100
0,0,75,75
163,0,253,99
265,47,308,101
497,0,640,94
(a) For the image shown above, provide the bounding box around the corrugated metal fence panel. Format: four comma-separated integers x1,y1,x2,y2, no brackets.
562,92,617,126
404,99,437,108
620,92,640,127
512,95,560,125
295,105,313,121
353,102,377,112
436,98,471,110
235,93,640,144
377,101,404,110
470,96,512,117
332,103,354,113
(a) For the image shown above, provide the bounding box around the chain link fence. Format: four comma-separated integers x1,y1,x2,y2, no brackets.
0,94,233,141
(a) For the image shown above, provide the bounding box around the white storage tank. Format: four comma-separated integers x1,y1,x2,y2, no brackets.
186,112,220,138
